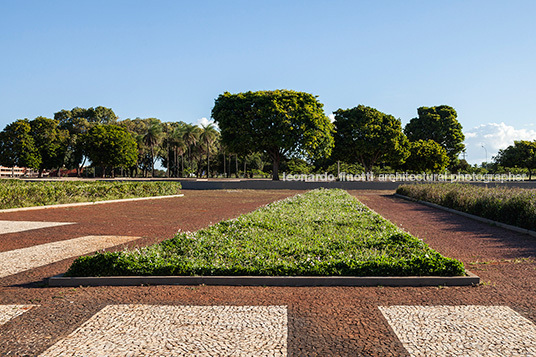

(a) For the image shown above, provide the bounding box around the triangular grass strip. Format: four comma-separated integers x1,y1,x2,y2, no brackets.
66,189,464,277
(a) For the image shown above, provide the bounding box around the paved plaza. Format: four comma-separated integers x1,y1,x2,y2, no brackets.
0,190,535,355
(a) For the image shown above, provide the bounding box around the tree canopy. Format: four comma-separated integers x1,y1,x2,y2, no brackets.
404,105,465,165
54,106,118,173
495,140,536,180
211,90,334,180
29,117,68,176
333,105,409,174
0,119,41,169
404,139,450,173
84,124,138,176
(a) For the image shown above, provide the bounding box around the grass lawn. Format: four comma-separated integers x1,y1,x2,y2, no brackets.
0,179,181,209
66,189,465,277
397,183,536,231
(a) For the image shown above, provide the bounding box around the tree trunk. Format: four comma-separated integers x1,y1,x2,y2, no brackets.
223,152,226,178
235,154,238,178
272,160,279,181
151,147,155,177
206,141,210,179
174,149,178,178
77,156,86,178
243,159,247,178
167,144,170,178
270,151,280,181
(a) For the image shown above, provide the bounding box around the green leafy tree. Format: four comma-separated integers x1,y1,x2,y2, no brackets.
84,125,138,177
164,123,188,177
118,118,150,177
212,90,334,180
285,157,314,174
55,106,118,175
29,117,69,177
495,140,536,180
199,123,219,177
143,119,163,177
404,106,465,164
333,105,409,176
182,123,201,174
404,139,450,173
0,119,41,169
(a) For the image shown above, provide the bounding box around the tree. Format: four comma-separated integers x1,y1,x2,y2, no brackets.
404,139,450,173
333,105,409,175
182,123,201,174
495,140,536,180
29,117,68,177
163,123,188,177
84,125,138,177
143,119,163,177
55,106,118,175
404,105,465,164
118,118,150,177
199,123,219,177
0,119,41,169
212,90,334,180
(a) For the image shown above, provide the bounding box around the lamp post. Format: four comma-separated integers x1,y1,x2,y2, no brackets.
481,144,487,165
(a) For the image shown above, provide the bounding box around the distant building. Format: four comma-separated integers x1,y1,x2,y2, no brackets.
0,166,38,178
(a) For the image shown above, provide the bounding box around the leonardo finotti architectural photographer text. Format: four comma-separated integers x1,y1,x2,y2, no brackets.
282,172,527,183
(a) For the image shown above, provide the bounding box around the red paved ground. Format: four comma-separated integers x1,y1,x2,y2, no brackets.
0,189,535,356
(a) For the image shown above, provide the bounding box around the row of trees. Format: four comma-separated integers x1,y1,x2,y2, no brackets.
9,91,533,180
495,140,536,180
0,106,221,178
212,90,465,180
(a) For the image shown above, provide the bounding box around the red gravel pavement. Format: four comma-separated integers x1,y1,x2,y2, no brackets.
0,189,535,356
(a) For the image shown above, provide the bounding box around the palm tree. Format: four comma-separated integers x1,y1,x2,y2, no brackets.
143,119,163,177
182,124,201,176
199,123,219,178
170,126,187,177
162,122,172,177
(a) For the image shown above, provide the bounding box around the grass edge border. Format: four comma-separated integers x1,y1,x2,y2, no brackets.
394,193,536,238
0,194,185,213
48,270,479,287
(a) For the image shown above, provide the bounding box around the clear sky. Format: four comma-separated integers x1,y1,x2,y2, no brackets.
1,0,535,164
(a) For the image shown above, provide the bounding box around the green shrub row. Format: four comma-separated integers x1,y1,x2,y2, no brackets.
0,179,181,209
397,183,536,231
66,189,464,277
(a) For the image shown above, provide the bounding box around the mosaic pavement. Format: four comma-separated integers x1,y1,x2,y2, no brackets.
0,235,140,278
380,305,536,356
0,305,37,326
2,303,534,355
0,220,74,235
39,304,288,356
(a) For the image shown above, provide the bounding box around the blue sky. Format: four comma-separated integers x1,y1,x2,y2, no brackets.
1,0,535,164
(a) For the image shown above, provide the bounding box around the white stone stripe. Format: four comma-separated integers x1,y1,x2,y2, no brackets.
380,305,536,356
40,304,288,356
0,236,140,278
0,220,75,235
0,305,38,326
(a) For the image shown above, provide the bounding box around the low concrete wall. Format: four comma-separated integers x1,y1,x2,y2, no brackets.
177,179,401,190
49,271,479,287
171,179,536,190
21,177,536,190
